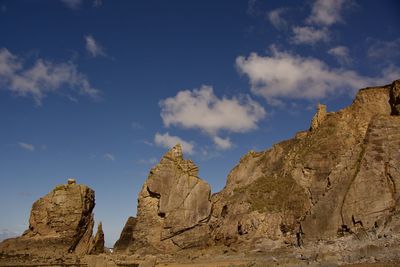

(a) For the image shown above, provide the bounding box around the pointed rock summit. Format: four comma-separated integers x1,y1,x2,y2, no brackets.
89,222,105,255
114,144,212,254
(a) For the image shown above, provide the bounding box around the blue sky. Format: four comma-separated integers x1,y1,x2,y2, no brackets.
0,0,399,247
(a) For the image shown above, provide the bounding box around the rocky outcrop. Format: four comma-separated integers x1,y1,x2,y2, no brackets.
114,216,136,253
90,222,105,255
209,80,400,248
115,144,212,254
0,179,96,261
310,103,327,131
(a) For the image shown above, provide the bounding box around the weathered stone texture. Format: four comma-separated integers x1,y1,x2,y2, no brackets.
210,80,400,246
113,216,136,253
90,222,105,255
116,144,212,254
0,180,96,258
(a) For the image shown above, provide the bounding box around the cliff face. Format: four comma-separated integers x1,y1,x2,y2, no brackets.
114,80,400,256
210,80,400,247
0,179,99,261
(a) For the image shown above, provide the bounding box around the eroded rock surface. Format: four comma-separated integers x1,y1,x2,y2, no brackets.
90,222,105,255
115,144,212,254
114,216,136,253
209,80,400,248
0,179,96,261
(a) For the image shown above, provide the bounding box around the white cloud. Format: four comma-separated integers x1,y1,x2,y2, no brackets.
60,0,82,9
268,8,288,30
154,132,194,155
160,86,266,135
367,38,400,61
104,153,115,161
213,136,232,150
18,142,35,152
160,85,266,149
236,46,400,101
291,26,330,45
307,0,347,26
0,48,99,105
85,35,106,57
328,45,352,65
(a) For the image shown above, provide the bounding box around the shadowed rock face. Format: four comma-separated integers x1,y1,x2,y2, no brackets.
0,179,96,258
114,216,137,253
90,222,105,255
115,144,212,254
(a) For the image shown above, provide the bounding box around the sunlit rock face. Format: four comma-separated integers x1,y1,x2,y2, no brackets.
209,80,400,247
0,179,96,260
115,144,212,254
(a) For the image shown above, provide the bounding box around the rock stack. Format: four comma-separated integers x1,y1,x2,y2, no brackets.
114,144,212,254
0,179,103,264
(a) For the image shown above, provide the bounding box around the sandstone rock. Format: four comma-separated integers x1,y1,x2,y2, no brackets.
114,216,136,253
210,80,400,247
90,222,105,255
118,144,212,254
0,179,96,260
310,103,327,131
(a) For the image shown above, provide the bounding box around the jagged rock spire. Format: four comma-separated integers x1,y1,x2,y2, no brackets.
163,143,183,160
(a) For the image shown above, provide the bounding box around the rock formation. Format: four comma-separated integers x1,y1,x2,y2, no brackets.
111,80,400,263
113,216,136,253
114,144,212,254
0,179,98,263
209,80,400,249
2,80,400,266
90,222,105,255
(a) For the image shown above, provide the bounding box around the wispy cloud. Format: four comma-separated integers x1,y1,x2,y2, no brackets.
160,85,266,149
60,0,82,10
18,142,35,151
0,48,100,105
104,153,115,161
212,136,232,150
291,26,330,45
154,132,194,155
367,38,400,62
236,45,400,102
328,45,352,65
85,35,106,57
306,0,347,26
268,8,288,30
